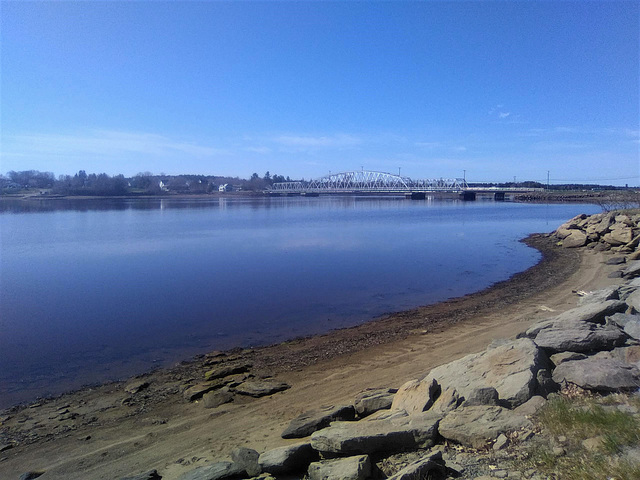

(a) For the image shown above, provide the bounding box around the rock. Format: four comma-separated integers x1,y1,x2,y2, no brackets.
582,436,605,452
19,473,45,480
385,452,447,480
606,256,627,265
493,433,509,450
533,320,627,353
552,356,640,392
310,411,442,455
624,318,640,341
606,312,640,328
282,405,356,439
603,227,634,246
562,230,587,248
175,462,244,480
0,443,13,452
231,447,261,477
202,388,234,409
425,338,546,408
354,388,396,418
234,380,290,397
626,290,640,313
391,377,439,414
549,351,587,366
605,345,640,367
461,387,499,407
552,300,627,324
622,260,640,279
258,442,317,475
120,470,162,480
308,455,371,480
204,363,251,381
438,405,532,449
536,368,559,396
183,382,224,402
124,379,150,394
513,396,547,418
577,286,619,306
429,387,463,414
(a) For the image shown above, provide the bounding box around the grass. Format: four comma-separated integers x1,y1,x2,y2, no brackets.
522,393,640,480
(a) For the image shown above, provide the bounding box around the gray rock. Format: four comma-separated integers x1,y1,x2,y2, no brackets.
385,452,447,480
624,318,640,341
577,286,619,306
429,387,463,414
552,356,640,392
354,388,396,418
258,442,317,475
534,320,627,353
493,433,509,450
202,388,234,409
438,405,532,449
120,470,162,480
626,290,640,313
552,300,627,324
606,256,627,265
513,395,547,418
550,351,587,366
183,382,224,402
282,405,355,439
204,363,251,381
234,380,290,398
622,260,640,279
308,455,371,480
424,338,546,408
536,368,559,396
19,473,45,480
391,377,439,414
462,387,499,407
310,411,442,455
175,462,244,480
231,447,261,477
606,313,640,328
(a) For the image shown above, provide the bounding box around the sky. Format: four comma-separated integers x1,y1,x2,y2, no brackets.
1,1,638,185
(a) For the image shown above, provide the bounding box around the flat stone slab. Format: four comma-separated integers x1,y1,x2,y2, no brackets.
534,321,627,353
204,363,251,381
438,405,532,449
183,381,225,402
310,411,441,455
386,452,447,480
258,442,317,475
234,380,290,398
354,388,396,418
120,471,161,480
552,356,640,392
175,462,244,480
202,388,234,409
308,455,371,480
124,379,150,395
391,378,439,414
282,404,355,438
552,300,627,324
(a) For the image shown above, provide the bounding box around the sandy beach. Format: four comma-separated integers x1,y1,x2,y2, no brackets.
0,234,620,480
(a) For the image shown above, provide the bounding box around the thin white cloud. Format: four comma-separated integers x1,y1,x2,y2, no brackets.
245,146,271,154
3,130,224,159
273,134,362,148
498,112,511,119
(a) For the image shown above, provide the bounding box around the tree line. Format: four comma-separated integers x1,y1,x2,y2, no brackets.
0,170,295,196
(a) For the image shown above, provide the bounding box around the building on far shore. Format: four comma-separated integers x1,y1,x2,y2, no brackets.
218,184,234,192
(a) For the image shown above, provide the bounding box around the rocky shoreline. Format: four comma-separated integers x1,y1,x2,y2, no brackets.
2,211,640,479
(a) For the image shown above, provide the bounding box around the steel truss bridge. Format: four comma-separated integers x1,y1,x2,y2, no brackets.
267,170,468,194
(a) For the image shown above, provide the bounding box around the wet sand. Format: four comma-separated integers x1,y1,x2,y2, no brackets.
0,234,620,479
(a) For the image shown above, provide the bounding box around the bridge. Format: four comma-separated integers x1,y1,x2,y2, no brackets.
266,170,542,200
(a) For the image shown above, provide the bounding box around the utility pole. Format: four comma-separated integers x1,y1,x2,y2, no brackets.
398,167,401,177
547,171,550,191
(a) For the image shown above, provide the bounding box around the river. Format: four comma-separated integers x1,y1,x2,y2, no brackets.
0,196,600,407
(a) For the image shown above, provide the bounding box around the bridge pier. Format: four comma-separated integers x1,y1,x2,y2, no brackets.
494,192,505,201
405,192,426,200
460,191,476,201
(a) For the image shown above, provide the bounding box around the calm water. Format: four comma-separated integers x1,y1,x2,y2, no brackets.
0,196,600,407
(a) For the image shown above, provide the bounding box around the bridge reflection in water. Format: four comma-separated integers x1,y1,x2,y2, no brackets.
267,170,541,201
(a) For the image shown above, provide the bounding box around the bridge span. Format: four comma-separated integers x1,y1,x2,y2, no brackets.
267,170,542,200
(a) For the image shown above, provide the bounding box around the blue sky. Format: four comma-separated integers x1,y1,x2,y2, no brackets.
1,1,638,185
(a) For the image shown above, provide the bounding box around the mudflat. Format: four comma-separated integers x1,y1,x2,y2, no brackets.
0,234,619,480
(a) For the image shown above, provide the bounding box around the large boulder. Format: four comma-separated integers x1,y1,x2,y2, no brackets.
577,286,619,306
231,447,261,477
391,378,439,414
175,462,244,480
234,379,290,398
308,455,371,480
282,405,355,439
552,356,640,392
551,300,627,324
310,411,442,455
623,261,640,279
533,320,627,353
258,442,318,475
424,338,546,408
562,230,587,248
438,405,532,449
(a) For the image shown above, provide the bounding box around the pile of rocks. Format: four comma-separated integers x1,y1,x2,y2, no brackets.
553,211,640,255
